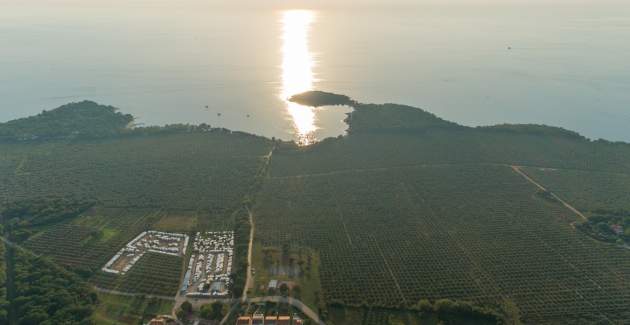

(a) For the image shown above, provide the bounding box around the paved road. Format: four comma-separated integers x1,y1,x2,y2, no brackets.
219,296,325,325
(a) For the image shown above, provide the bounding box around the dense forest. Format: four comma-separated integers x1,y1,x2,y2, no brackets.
0,101,133,141
2,198,95,228
10,251,97,325
1,199,99,324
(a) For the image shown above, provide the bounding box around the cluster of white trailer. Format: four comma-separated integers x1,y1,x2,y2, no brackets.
182,231,234,297
102,230,189,275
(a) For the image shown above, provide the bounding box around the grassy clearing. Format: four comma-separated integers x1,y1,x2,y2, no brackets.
153,213,198,232
251,242,323,312
93,292,173,325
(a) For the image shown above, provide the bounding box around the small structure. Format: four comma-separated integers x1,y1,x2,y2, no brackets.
149,319,166,325
611,224,624,235
252,313,264,325
268,279,278,290
265,316,278,325
236,316,252,325
292,315,303,325
147,315,177,325
278,316,291,325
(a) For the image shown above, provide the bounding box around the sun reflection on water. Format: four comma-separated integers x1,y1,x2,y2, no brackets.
280,10,317,145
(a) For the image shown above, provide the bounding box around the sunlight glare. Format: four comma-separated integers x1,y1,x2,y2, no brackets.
280,10,317,145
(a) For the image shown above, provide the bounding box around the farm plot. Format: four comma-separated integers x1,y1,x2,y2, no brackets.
93,252,184,296
25,209,161,270
183,231,234,297
102,230,189,275
254,164,630,324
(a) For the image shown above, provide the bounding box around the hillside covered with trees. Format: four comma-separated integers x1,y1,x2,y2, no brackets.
0,101,133,141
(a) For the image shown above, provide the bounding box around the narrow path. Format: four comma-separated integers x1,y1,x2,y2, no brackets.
370,235,407,306
327,179,353,248
270,162,468,179
272,161,630,180
511,165,588,222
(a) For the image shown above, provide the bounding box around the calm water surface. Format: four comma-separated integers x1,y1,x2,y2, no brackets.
2,2,630,143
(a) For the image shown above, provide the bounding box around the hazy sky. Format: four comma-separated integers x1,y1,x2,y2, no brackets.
7,0,628,7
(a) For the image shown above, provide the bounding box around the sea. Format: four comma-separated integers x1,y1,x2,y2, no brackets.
2,1,630,143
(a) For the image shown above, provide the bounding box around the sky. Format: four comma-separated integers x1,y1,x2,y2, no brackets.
8,0,627,6
5,0,628,13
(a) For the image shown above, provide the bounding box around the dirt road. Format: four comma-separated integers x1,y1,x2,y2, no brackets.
511,165,588,222
242,208,254,302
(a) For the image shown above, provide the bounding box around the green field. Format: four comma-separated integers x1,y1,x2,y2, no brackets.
93,293,174,325
251,243,324,312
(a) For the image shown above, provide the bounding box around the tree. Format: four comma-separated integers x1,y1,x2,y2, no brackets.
176,308,185,320
292,285,302,300
281,243,290,263
200,302,224,320
19,309,48,325
279,283,289,296
416,299,433,313
181,301,193,314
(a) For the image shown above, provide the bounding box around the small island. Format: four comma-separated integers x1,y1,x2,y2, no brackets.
288,90,356,107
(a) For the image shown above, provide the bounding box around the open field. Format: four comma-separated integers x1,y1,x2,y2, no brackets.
93,292,174,325
153,214,199,232
250,243,323,312
255,164,630,324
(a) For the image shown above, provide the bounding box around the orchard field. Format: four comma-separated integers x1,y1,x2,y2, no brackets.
255,164,630,324
523,167,630,214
